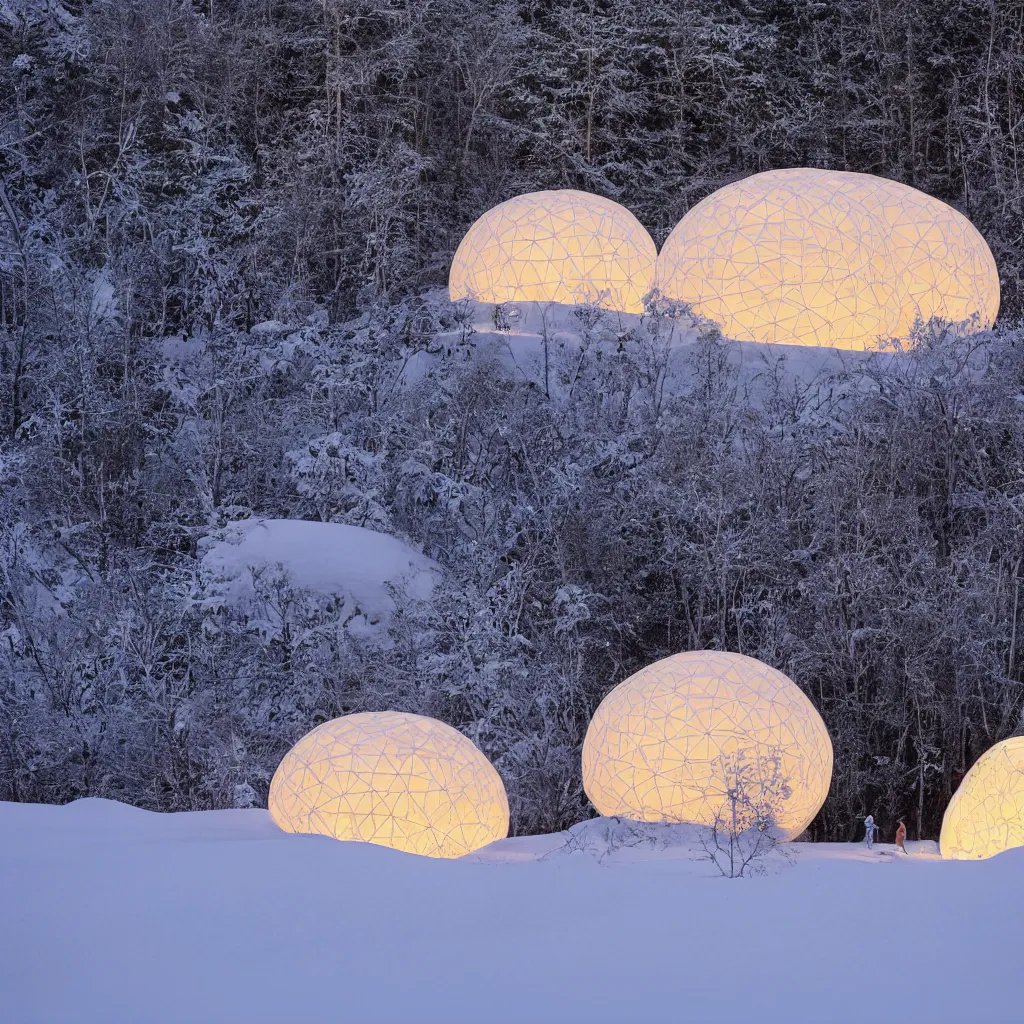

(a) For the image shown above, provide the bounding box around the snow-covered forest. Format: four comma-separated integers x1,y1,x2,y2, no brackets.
1,0,1023,843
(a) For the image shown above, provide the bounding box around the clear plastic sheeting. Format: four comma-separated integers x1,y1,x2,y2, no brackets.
656,168,1000,350
449,190,657,314
269,712,509,858
941,737,1024,861
582,651,833,840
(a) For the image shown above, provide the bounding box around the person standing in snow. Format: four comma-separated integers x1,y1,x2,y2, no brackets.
864,814,878,849
895,819,908,855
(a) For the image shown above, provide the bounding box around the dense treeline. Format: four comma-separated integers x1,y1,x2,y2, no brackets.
1,0,1022,332
0,1,1022,841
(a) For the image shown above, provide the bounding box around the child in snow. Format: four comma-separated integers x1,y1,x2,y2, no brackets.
895,819,908,855
864,814,878,849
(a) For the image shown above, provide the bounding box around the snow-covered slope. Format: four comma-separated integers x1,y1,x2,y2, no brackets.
199,518,439,630
423,297,890,405
1,799,1020,1024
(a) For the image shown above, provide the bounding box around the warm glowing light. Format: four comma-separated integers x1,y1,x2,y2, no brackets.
940,737,1024,860
581,651,833,839
656,168,1000,350
449,189,657,314
269,712,509,858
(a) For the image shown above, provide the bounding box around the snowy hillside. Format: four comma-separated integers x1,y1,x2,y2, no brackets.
2,799,1021,1024
421,295,903,405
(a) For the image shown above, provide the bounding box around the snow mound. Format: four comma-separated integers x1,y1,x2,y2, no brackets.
199,518,439,630
473,816,711,864
472,816,791,872
553,816,745,865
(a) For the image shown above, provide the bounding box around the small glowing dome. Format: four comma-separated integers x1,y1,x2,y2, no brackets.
582,651,832,839
449,189,657,314
269,712,509,858
940,737,1024,860
656,168,1000,350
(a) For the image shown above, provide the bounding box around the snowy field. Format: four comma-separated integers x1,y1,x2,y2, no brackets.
2,799,1021,1023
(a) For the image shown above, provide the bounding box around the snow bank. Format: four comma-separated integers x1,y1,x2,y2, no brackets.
199,518,439,630
1,799,1021,1023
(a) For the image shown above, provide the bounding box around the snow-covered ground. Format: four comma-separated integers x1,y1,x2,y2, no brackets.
2,799,1021,1023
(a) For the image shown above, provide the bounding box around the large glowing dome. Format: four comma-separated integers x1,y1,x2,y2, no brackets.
449,189,657,314
940,737,1024,860
656,168,1000,350
582,651,832,839
269,712,509,858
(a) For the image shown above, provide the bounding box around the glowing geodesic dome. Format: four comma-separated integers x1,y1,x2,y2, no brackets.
268,712,509,858
656,168,1000,350
940,737,1024,860
449,190,657,314
581,651,833,839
